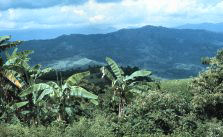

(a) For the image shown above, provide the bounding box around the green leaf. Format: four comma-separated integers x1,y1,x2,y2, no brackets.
65,107,73,116
31,64,41,71
3,65,26,77
3,49,31,71
0,36,11,45
65,71,90,86
13,101,29,109
47,81,61,90
29,65,53,78
16,50,33,57
21,110,31,115
47,82,62,98
70,86,98,100
90,99,99,105
11,48,18,56
20,83,53,97
41,67,53,74
129,88,143,94
124,70,152,81
0,40,22,51
100,66,115,81
5,48,18,60
105,57,124,79
4,51,10,59
36,86,54,102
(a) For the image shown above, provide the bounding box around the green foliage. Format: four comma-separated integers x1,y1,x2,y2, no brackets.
117,91,193,136
0,36,22,52
3,48,53,85
191,49,223,119
0,37,98,125
101,57,152,117
65,115,115,137
16,71,98,124
105,57,124,79
0,123,64,137
65,71,90,85
3,36,223,136
0,36,23,88
160,79,193,99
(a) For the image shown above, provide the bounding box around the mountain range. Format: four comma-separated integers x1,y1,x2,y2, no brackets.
0,25,116,41
177,22,223,32
18,25,223,79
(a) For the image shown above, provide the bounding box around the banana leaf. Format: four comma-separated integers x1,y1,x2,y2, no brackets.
100,66,115,81
36,86,54,102
124,70,152,81
19,83,53,97
65,71,90,86
13,101,29,109
105,57,124,79
0,41,22,51
0,36,11,45
47,81,61,90
90,99,99,105
4,71,22,88
70,86,98,100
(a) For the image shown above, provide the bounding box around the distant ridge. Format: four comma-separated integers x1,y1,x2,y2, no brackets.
20,25,223,79
0,26,117,41
177,22,223,32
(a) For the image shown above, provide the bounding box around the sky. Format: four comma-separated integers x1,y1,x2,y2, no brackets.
0,0,223,30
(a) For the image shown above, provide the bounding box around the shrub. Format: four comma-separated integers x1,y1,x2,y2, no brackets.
115,91,193,136
191,49,223,119
65,114,115,137
0,123,63,137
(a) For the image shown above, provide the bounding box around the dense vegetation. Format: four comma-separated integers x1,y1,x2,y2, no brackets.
1,36,223,137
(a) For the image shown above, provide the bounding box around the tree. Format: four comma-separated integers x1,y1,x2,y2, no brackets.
101,57,151,117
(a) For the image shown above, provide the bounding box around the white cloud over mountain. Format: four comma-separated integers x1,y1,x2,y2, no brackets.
0,0,222,30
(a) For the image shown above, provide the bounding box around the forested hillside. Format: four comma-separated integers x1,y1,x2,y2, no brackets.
20,25,223,79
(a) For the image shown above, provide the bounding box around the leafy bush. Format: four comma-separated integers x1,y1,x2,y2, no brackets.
191,49,223,119
65,114,115,137
117,91,193,136
0,123,63,137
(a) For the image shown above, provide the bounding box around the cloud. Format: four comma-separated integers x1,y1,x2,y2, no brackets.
0,0,88,10
89,15,105,23
0,0,122,10
0,0,223,30
96,0,122,3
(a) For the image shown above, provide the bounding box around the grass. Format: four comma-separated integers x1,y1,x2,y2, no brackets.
159,78,193,99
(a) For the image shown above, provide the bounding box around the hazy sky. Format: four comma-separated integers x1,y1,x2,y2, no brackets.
0,0,223,30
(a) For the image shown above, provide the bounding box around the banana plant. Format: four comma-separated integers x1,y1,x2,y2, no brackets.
0,36,22,88
18,71,98,123
0,38,53,124
3,48,53,86
101,57,151,117
49,71,98,121
0,36,27,123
